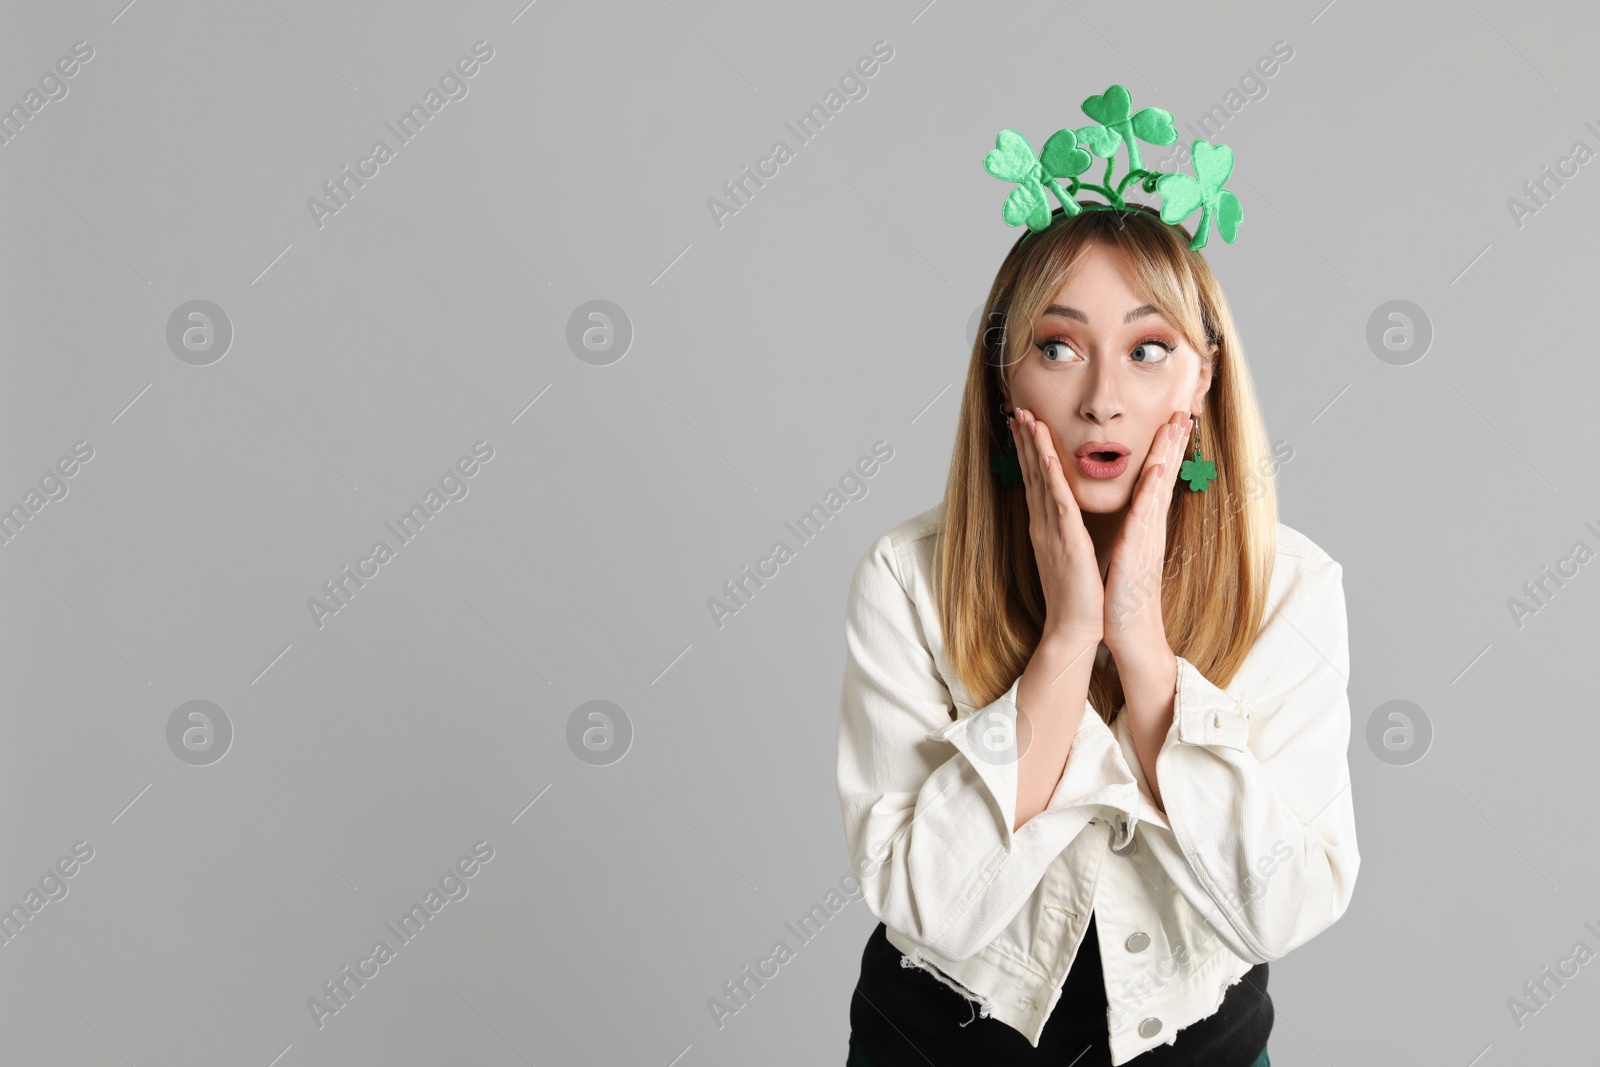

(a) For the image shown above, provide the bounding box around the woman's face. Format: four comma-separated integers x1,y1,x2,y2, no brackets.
1004,241,1215,515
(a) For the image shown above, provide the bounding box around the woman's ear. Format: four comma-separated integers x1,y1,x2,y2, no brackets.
1192,343,1218,412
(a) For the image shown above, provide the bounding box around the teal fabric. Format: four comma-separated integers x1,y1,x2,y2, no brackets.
847,1032,1268,1065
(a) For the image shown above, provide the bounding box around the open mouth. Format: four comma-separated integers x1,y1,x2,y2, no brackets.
1075,442,1131,479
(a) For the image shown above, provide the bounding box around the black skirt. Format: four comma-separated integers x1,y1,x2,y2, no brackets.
848,911,1272,1066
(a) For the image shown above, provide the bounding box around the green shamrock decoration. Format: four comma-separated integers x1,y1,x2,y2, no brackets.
1076,84,1177,174
983,128,1093,232
1155,141,1243,251
982,82,1245,255
1179,451,1217,491
989,446,1023,484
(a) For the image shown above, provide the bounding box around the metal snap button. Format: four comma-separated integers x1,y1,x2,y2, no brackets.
1125,931,1151,952
1139,1017,1162,1038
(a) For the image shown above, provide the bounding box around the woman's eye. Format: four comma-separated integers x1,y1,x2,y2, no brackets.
1132,341,1172,365
1039,341,1077,362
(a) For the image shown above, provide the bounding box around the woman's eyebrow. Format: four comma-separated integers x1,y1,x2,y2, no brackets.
1041,303,1161,325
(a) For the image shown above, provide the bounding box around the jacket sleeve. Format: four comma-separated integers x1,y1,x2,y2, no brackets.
835,531,1142,963
1141,552,1360,964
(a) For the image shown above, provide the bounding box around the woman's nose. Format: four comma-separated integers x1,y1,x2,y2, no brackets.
1079,372,1123,423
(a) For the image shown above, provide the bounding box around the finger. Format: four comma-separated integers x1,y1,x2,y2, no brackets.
1113,459,1165,612
1152,415,1190,505
1014,410,1047,526
1150,413,1187,537
1023,412,1063,536
1131,418,1176,504
1161,415,1188,506
1017,412,1043,499
1019,412,1059,507
1170,413,1190,484
1131,421,1182,545
1127,453,1166,529
1031,414,1082,524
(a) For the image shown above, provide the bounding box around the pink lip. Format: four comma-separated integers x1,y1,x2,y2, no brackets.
1074,441,1130,480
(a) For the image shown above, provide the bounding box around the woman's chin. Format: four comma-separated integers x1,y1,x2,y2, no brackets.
1066,478,1132,514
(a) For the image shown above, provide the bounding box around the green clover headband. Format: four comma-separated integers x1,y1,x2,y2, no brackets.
984,84,1242,251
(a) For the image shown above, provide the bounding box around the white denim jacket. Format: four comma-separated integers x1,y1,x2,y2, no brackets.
835,502,1359,1064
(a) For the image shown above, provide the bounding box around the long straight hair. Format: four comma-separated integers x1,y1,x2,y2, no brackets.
938,204,1278,724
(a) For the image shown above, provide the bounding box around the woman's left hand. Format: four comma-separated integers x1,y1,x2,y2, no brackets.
1102,410,1191,669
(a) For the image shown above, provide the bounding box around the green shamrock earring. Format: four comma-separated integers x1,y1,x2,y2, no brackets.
983,83,1244,252
1179,416,1217,491
990,401,1023,485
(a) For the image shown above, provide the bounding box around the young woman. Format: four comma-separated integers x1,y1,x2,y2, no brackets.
835,203,1359,1066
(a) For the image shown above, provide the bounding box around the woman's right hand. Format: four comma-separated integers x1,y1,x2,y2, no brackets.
1012,408,1104,646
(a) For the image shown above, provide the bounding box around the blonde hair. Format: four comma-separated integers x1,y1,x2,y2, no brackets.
938,204,1278,723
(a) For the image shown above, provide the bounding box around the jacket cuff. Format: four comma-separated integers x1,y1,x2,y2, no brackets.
929,679,1142,850
927,675,1024,845
1045,706,1142,850
1172,654,1252,751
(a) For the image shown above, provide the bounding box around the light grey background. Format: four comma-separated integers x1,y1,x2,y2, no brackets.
1,0,1595,1064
